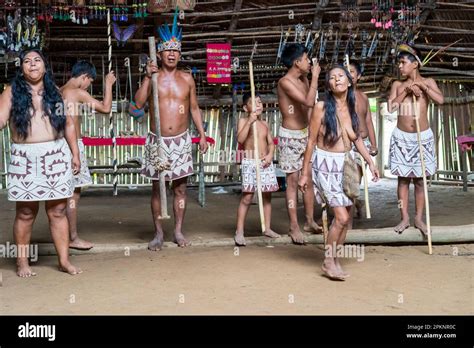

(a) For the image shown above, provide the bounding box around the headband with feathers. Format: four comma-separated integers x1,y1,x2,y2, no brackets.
157,8,182,52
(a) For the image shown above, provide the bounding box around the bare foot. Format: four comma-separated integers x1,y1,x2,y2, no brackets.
289,226,306,245
335,258,350,278
16,259,37,278
234,231,246,246
59,262,82,275
394,219,410,234
263,229,280,239
321,262,346,281
414,217,430,237
173,231,190,248
148,231,164,251
303,221,323,234
69,238,94,250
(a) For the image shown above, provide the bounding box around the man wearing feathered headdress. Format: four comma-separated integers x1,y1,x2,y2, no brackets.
388,43,444,236
134,8,208,250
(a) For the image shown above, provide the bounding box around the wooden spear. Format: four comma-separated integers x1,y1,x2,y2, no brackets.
148,36,170,220
412,94,433,254
249,42,266,234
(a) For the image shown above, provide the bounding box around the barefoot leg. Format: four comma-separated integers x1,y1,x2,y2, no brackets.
322,206,350,281
285,171,305,244
46,199,82,275
235,192,253,246
413,178,429,236
348,165,364,229
302,165,322,233
149,181,165,251
172,178,189,247
67,188,93,250
262,192,280,238
14,202,39,277
394,177,411,234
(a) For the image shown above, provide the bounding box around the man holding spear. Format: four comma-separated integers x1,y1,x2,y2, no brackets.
134,10,208,250
388,44,444,243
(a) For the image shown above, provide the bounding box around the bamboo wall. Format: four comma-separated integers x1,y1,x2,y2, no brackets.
1,82,472,189
0,101,282,189
432,83,474,181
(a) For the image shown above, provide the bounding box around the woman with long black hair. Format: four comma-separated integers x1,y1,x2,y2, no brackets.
298,65,379,281
0,48,82,277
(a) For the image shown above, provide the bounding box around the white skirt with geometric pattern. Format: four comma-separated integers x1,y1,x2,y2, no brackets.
7,138,74,201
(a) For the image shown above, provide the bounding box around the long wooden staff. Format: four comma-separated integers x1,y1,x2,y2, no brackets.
344,54,371,218
412,94,433,254
249,42,266,233
107,9,118,196
148,36,170,220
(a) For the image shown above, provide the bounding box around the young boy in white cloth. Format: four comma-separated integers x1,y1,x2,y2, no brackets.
234,92,280,246
388,44,444,236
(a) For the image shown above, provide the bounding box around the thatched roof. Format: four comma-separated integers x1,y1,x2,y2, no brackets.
3,0,474,100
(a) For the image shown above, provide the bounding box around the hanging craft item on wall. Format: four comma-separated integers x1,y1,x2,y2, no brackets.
176,0,195,11
206,43,231,84
340,0,359,31
275,26,290,66
294,24,305,43
398,2,420,30
147,0,171,13
71,0,88,25
370,0,394,30
113,0,129,22
112,22,138,47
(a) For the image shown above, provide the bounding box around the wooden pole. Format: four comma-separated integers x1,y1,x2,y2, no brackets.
413,95,433,255
359,154,371,219
249,44,266,234
148,36,170,220
107,9,118,196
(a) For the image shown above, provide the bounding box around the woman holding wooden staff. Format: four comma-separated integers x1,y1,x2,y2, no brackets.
387,44,444,253
298,65,379,281
134,9,208,250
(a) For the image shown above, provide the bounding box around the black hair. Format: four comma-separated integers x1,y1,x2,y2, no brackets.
322,64,359,147
281,43,307,69
349,59,363,75
397,45,422,65
242,91,261,107
10,48,66,141
71,60,97,79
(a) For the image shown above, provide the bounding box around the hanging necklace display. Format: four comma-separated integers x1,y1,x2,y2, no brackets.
294,23,305,44
331,30,340,64
340,0,359,31
371,0,394,30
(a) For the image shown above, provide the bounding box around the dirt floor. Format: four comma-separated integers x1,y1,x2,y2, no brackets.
0,178,473,314
1,244,473,315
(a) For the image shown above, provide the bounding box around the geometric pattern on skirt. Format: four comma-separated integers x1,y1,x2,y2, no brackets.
389,127,437,178
74,138,93,188
241,158,279,193
141,130,194,181
7,138,74,201
312,148,353,207
277,126,308,173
